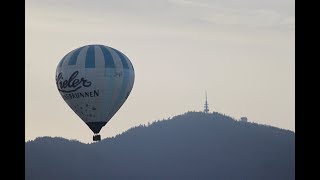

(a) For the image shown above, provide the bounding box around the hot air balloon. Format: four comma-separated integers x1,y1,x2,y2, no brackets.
55,44,135,141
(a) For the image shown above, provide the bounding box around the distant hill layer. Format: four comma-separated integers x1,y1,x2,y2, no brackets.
26,111,295,180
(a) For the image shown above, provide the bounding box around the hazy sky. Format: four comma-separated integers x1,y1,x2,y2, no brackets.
26,0,295,143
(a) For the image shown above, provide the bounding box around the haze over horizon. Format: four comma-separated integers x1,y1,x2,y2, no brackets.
26,0,295,143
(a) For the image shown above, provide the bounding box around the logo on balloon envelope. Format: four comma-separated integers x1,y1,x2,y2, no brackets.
56,71,92,92
56,70,99,100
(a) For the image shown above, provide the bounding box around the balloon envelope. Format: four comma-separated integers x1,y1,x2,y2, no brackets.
55,44,135,134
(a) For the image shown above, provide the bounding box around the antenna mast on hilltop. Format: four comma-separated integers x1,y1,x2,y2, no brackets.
204,91,209,113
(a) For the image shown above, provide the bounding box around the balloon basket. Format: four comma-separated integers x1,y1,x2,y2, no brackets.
93,134,101,141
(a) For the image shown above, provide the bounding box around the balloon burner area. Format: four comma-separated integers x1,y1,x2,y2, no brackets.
93,134,101,141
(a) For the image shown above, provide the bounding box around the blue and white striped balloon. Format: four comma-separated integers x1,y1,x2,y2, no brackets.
55,44,135,137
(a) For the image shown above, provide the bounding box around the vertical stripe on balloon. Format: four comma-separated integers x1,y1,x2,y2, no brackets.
99,45,115,68
68,47,83,65
93,45,105,69
112,48,129,69
123,53,134,71
59,48,77,68
85,46,95,68
58,54,68,68
76,46,90,69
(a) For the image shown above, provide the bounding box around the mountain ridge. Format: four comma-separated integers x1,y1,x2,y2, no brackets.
26,111,295,180
26,111,293,144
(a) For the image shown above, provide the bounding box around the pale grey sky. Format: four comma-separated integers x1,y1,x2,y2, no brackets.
26,0,295,143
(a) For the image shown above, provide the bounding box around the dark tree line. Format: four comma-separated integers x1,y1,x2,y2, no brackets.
26,111,294,180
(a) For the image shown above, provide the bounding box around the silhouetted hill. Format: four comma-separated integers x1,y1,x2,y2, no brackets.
25,111,295,180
